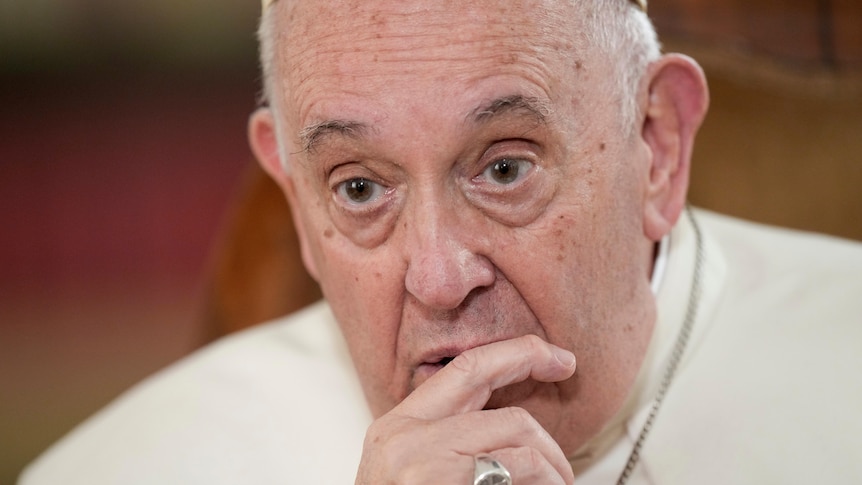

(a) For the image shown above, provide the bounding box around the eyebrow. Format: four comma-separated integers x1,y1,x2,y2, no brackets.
468,94,552,126
299,119,369,153
299,94,550,154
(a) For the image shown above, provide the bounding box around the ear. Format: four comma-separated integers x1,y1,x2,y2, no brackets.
641,54,709,241
249,107,287,182
248,108,320,281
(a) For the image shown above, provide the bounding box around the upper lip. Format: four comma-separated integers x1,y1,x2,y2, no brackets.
417,337,507,366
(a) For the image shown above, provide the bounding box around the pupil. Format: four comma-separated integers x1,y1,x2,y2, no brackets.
347,178,373,202
493,160,518,183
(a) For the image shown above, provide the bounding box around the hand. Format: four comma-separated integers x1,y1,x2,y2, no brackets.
355,335,577,485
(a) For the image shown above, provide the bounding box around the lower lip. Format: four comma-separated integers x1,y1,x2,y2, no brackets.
413,362,446,388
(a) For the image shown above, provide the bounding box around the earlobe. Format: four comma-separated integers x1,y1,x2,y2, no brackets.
641,54,709,241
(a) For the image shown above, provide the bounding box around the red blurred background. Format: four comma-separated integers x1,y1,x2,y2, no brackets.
0,2,260,481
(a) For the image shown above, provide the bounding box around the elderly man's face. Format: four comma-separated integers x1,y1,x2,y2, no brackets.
268,0,659,454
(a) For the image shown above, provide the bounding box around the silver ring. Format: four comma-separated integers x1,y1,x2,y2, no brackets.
473,453,512,485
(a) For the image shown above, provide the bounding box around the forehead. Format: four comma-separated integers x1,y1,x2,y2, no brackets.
282,0,577,62
274,0,591,127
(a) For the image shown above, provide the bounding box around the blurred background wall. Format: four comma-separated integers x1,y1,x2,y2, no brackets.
0,1,261,482
1,1,860,483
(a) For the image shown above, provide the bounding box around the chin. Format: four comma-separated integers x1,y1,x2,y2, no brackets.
486,379,596,456
488,381,570,429
483,379,544,410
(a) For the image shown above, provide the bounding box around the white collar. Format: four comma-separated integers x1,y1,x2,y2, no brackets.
650,234,671,296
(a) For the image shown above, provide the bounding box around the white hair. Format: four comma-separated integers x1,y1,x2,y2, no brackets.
579,0,662,133
256,6,280,111
256,0,660,137
256,7,291,168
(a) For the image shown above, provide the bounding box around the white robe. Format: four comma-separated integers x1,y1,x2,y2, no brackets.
20,209,862,484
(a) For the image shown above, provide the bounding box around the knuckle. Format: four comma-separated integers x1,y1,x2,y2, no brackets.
363,419,388,446
522,333,544,346
449,349,481,376
448,349,493,397
500,405,532,424
522,446,546,471
382,427,414,457
497,406,550,442
363,417,413,458
497,446,558,485
522,334,547,355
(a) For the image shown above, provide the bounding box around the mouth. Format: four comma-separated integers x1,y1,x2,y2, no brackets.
410,335,519,391
424,354,457,370
412,354,459,388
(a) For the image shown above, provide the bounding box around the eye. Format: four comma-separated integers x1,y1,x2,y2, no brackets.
481,158,533,185
335,177,386,205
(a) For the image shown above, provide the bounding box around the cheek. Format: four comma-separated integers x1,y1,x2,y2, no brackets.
314,238,398,342
487,161,643,342
310,234,409,411
291,172,410,411
481,217,584,345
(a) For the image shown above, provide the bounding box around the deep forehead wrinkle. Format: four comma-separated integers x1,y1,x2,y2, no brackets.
469,95,552,125
300,119,369,153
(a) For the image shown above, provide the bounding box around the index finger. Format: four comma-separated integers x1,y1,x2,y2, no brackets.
397,334,576,420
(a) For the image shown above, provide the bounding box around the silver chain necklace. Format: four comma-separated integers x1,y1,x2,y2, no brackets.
616,207,705,485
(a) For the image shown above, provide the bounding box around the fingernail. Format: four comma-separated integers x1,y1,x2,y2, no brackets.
553,346,576,369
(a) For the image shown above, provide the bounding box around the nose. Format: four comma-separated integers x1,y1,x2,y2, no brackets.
403,197,495,311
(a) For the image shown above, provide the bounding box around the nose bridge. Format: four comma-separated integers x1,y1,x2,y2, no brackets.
402,188,493,310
